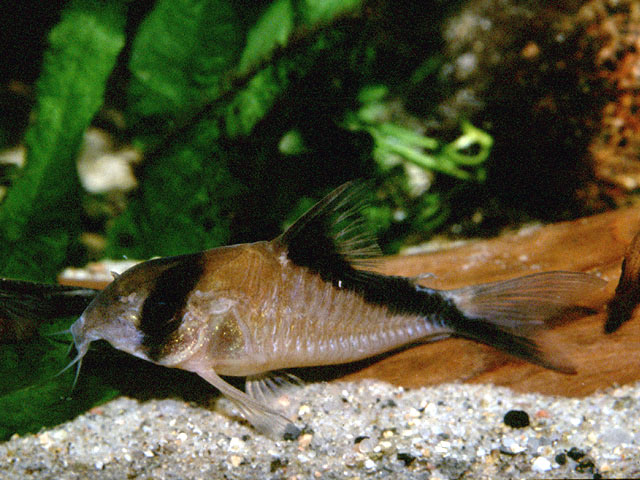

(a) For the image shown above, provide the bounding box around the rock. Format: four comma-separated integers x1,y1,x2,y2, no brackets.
531,456,552,472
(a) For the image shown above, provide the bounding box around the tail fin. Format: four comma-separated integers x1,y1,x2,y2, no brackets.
444,271,606,373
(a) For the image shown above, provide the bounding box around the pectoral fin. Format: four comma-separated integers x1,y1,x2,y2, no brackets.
195,368,299,438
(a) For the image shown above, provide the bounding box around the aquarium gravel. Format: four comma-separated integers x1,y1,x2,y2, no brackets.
1,380,638,479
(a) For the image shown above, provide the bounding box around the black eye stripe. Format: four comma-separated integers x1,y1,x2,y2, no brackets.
139,254,204,360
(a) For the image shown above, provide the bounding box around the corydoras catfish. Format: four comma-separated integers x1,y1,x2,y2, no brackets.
66,182,604,436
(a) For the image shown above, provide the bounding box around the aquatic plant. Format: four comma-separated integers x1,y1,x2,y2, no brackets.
0,0,491,438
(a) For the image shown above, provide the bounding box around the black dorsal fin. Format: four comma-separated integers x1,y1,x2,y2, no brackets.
276,181,443,317
278,181,381,271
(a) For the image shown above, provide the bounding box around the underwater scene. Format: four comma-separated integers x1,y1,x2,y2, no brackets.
0,1,638,478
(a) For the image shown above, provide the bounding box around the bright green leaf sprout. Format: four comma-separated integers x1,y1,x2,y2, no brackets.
344,84,494,245
347,85,492,181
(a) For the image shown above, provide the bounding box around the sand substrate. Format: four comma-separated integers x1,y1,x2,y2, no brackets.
1,380,638,479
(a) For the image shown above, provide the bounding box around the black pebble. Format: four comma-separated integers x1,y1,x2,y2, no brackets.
567,447,586,461
269,458,286,473
283,423,302,441
576,457,596,473
397,452,416,467
555,452,567,465
503,409,530,428
354,435,369,444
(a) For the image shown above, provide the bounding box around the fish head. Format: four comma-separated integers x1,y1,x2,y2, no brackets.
69,253,205,364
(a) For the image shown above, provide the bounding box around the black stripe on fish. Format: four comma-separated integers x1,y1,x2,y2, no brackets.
442,304,552,370
279,182,449,317
336,273,574,373
278,182,451,316
140,254,204,360
299,262,546,370
279,181,604,373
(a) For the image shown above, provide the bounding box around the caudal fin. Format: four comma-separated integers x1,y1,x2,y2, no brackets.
444,271,606,373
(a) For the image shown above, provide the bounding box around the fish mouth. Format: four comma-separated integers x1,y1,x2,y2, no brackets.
70,314,90,358
56,314,93,388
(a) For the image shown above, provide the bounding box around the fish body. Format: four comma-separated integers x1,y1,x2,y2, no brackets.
606,228,640,333
76,241,446,375
69,182,604,436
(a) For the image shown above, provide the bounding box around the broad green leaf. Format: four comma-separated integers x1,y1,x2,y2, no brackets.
225,64,292,138
298,0,363,25
238,0,294,74
0,0,126,439
127,0,241,124
236,0,363,76
226,0,363,138
111,0,366,257
106,117,242,258
109,0,246,258
0,0,126,281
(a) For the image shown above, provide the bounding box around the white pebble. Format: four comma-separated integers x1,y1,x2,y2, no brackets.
502,437,525,454
569,417,582,427
298,404,311,417
423,403,438,416
531,456,552,472
357,437,375,453
434,442,450,454
229,437,245,452
406,407,421,418
38,433,52,449
51,430,68,441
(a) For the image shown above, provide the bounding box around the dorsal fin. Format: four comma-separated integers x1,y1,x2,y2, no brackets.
277,181,381,273
276,181,442,317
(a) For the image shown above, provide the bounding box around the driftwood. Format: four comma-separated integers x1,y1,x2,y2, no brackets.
343,207,640,397
59,207,640,398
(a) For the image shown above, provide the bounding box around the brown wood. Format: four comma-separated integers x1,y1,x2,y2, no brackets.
342,207,640,397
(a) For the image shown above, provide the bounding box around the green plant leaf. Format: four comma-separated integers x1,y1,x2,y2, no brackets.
106,117,243,258
236,0,364,76
127,0,241,125
0,0,126,439
299,0,363,25
110,0,365,258
228,0,364,137
225,63,293,138
238,0,295,75
106,0,248,258
0,0,126,281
